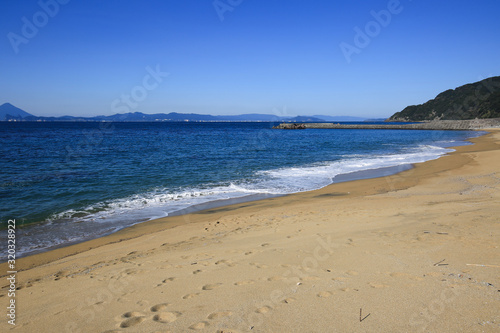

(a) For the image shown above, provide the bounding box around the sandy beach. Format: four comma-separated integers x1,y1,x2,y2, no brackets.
2,129,499,333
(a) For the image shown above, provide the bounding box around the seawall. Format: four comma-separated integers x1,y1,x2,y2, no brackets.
273,118,500,130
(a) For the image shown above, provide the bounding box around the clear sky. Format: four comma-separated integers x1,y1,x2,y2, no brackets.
1,0,499,118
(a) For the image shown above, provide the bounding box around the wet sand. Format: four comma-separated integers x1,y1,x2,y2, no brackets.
2,129,499,332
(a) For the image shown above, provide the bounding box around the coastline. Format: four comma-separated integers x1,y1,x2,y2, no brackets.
5,121,472,259
7,163,417,261
1,132,474,270
5,129,479,261
2,129,499,332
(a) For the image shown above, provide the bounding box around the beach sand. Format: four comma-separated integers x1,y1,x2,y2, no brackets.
2,129,499,332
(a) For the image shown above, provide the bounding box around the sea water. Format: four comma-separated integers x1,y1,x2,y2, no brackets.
0,121,484,257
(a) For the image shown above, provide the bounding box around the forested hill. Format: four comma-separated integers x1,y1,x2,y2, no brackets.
387,76,500,121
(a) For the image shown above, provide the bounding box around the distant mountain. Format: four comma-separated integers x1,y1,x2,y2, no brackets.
217,114,329,122
281,115,325,122
215,114,284,121
0,103,373,123
363,118,387,122
0,103,33,120
312,115,370,122
92,112,220,122
388,76,500,121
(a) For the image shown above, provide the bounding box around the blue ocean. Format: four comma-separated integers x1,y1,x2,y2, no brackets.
0,122,484,257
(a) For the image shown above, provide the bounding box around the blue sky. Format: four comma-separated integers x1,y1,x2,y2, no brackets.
1,0,499,118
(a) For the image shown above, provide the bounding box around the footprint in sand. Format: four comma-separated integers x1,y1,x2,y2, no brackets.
189,321,209,330
202,283,223,290
157,277,176,286
123,268,139,275
255,306,272,314
153,311,182,323
136,300,150,307
207,311,232,319
120,316,145,328
234,280,255,286
183,293,200,299
368,282,388,289
282,297,296,304
54,270,70,280
162,277,176,283
151,303,170,312
345,270,359,276
317,291,333,298
215,260,236,267
123,311,146,318
249,262,269,269
14,282,34,290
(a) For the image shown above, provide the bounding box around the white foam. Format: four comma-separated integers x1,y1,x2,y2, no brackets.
53,144,451,222
12,143,454,257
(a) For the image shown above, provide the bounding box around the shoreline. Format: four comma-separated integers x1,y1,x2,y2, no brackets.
2,129,499,332
3,133,476,267
9,163,418,261
5,129,482,261
1,130,492,272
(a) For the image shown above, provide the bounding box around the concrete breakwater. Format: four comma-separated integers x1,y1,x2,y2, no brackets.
273,118,500,130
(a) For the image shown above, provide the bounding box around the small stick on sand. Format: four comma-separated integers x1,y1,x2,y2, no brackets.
434,259,447,266
466,264,500,268
360,308,370,322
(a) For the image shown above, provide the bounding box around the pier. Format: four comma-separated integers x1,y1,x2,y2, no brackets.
273,118,500,130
